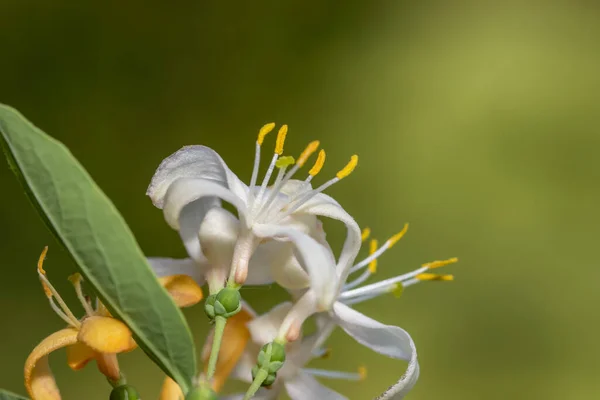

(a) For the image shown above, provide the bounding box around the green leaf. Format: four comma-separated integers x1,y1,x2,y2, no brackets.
0,105,196,393
0,390,29,400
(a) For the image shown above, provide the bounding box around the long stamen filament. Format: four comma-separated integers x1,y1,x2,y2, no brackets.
37,247,80,327
303,367,366,381
339,266,429,300
69,273,94,316
248,123,275,208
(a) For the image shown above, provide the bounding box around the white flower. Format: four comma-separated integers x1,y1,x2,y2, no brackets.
146,123,360,299
225,302,365,400
275,224,458,399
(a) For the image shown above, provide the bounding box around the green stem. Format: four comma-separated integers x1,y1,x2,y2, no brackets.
243,369,268,400
206,315,227,380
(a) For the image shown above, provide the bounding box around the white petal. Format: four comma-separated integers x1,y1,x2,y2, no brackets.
333,302,419,398
244,241,286,286
294,193,361,283
147,257,205,286
375,361,420,400
252,224,337,309
146,145,247,208
163,178,248,230
333,302,415,360
284,371,348,400
198,207,239,270
177,196,220,263
247,302,293,345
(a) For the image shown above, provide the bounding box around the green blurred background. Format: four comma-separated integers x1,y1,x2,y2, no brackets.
1,1,599,399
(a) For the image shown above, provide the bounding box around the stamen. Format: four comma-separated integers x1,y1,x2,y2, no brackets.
336,155,358,179
68,273,94,316
297,141,320,167
312,347,332,359
368,239,378,273
309,149,326,176
37,247,51,298
349,225,409,274
361,227,371,242
275,125,288,155
388,223,409,247
416,273,454,281
257,122,275,146
36,247,80,328
423,257,459,269
303,367,365,381
275,155,295,169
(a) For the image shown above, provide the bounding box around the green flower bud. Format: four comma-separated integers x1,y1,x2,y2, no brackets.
268,342,286,364
204,294,217,320
214,287,241,317
262,373,277,387
109,385,141,400
185,386,218,400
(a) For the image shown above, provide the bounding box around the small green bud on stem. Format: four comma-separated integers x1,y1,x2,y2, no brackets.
109,384,141,400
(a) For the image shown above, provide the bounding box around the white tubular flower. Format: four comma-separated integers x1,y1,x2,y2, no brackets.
224,303,365,400
146,123,360,291
276,224,458,399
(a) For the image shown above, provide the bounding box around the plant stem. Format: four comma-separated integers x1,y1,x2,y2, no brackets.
206,315,227,380
243,369,268,400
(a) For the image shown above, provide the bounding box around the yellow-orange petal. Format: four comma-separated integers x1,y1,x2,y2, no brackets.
78,316,133,354
159,376,183,400
159,274,204,308
66,342,96,371
95,353,121,381
203,306,254,392
25,328,79,400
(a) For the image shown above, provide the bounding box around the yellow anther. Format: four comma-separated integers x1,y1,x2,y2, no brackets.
297,140,320,167
257,122,276,145
422,257,459,269
336,154,358,179
416,273,454,281
358,366,368,380
368,239,378,273
361,227,371,242
275,156,296,169
68,273,82,286
391,283,404,298
37,246,52,298
275,124,288,155
37,246,48,275
309,149,326,176
388,223,409,247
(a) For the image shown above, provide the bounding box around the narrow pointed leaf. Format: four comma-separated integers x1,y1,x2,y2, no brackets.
0,105,196,393
0,390,29,400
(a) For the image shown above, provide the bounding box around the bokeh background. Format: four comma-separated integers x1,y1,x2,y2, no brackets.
1,1,599,399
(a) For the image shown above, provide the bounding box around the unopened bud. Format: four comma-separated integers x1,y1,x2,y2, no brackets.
109,385,141,400
204,294,217,321
211,288,242,318
185,386,217,400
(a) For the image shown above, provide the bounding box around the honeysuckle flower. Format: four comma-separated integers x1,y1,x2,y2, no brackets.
25,248,137,400
275,225,458,399
225,302,366,400
146,123,360,294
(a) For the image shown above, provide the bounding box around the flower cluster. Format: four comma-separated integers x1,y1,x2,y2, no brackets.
22,123,456,400
146,123,457,399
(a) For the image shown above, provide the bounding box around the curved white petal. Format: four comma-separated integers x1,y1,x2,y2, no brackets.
147,257,206,286
163,178,248,230
252,224,337,309
375,361,420,400
247,302,293,345
294,193,361,283
332,302,415,360
147,145,248,208
178,196,220,263
199,207,239,269
284,371,348,400
333,302,419,398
